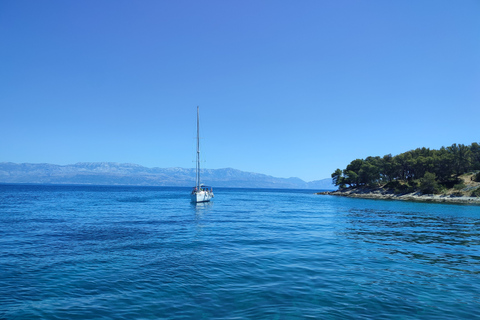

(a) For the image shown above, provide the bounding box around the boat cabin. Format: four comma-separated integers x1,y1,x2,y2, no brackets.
192,185,213,193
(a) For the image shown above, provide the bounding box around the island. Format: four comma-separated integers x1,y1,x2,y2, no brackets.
319,143,480,205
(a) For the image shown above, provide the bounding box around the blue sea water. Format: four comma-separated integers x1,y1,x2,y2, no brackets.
1,184,479,319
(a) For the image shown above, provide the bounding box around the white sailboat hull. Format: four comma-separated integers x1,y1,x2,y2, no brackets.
191,190,214,203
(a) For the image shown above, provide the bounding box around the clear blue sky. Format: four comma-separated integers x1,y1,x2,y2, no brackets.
1,0,479,182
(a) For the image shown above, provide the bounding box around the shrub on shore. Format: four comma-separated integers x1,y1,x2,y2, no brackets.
471,187,480,197
420,172,441,194
453,182,466,190
474,172,480,182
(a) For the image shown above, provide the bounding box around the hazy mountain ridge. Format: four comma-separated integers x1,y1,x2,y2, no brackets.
0,162,335,190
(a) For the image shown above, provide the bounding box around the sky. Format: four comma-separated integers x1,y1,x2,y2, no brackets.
1,0,479,182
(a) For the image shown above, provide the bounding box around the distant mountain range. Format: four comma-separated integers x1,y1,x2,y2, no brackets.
0,162,335,190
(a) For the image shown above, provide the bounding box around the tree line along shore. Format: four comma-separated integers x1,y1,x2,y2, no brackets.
321,142,480,204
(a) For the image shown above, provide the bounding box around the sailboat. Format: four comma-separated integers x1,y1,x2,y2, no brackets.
191,106,214,203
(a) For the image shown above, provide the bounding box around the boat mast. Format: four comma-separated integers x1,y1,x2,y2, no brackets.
196,106,200,190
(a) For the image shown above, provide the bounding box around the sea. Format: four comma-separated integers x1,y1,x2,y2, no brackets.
1,184,479,319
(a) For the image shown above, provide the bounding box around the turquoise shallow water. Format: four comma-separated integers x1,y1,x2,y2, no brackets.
1,184,479,319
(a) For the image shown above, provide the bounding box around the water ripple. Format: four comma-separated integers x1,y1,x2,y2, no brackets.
1,186,480,319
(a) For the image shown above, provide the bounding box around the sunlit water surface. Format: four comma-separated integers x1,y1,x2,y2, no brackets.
1,185,479,319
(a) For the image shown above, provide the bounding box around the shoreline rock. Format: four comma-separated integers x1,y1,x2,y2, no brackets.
317,187,480,205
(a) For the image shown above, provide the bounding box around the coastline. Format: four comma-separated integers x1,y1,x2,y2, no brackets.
317,188,480,205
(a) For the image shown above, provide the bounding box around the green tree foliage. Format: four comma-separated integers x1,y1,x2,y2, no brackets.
359,157,381,187
331,142,479,190
343,170,359,187
470,143,480,170
381,154,396,182
331,168,345,188
419,172,440,194
448,143,472,176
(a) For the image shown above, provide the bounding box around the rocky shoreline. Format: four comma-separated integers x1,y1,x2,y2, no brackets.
318,188,480,205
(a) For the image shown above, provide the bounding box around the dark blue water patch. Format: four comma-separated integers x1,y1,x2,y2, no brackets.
117,196,152,203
